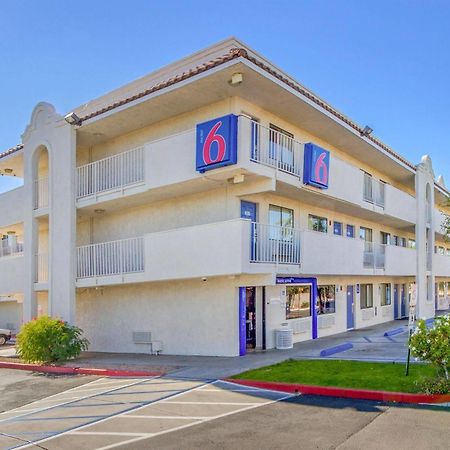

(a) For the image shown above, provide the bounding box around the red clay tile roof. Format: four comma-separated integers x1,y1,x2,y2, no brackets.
77,47,416,171
0,143,23,160
0,47,449,197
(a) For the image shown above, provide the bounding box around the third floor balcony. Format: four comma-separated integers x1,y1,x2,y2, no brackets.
74,116,418,227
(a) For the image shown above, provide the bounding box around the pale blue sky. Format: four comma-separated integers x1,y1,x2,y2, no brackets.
1,0,449,193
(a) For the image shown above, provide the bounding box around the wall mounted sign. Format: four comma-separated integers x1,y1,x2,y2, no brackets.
196,114,238,173
303,143,330,189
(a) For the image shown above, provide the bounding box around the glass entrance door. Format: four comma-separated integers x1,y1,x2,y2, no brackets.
246,287,256,349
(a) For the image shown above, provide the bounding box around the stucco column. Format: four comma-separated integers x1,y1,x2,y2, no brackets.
22,154,38,322
48,122,76,323
415,155,435,319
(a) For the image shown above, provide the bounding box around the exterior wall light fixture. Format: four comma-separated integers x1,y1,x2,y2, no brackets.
360,125,373,137
64,112,82,126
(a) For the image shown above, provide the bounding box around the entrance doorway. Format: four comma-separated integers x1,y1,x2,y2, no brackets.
394,284,400,319
346,285,355,329
246,287,256,350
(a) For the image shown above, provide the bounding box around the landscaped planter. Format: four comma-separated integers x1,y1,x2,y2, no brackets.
227,378,450,404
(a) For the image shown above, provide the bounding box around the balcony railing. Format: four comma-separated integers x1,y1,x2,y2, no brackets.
0,237,23,258
76,236,144,278
76,147,144,199
34,177,49,210
363,242,386,269
363,173,385,208
250,222,301,264
35,253,48,283
249,120,303,178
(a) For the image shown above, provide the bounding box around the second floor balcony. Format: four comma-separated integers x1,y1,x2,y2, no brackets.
75,219,418,287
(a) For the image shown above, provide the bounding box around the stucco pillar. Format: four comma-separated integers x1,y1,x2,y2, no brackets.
21,103,77,324
22,154,38,322
415,155,435,319
48,122,76,323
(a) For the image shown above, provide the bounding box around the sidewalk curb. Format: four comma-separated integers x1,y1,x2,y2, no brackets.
226,378,450,404
0,361,164,377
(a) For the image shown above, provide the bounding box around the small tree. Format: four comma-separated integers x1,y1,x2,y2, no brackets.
17,316,89,364
410,315,450,380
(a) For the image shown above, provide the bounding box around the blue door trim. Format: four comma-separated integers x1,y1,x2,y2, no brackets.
276,277,318,339
239,287,246,356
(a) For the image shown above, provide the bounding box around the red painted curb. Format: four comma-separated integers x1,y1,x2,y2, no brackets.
226,379,450,404
0,361,164,377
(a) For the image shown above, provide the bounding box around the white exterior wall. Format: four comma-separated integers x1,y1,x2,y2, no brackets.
0,300,22,332
0,41,448,356
76,278,239,356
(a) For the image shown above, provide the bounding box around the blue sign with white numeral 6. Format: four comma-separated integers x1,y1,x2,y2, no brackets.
196,114,238,173
303,143,330,189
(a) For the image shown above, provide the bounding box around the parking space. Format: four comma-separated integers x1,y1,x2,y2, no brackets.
0,377,290,450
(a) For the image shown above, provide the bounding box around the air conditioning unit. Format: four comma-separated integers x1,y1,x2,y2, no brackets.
132,331,163,355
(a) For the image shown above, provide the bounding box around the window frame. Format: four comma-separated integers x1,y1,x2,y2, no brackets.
308,214,328,233
317,285,336,315
360,284,374,309
380,283,392,306
286,285,312,320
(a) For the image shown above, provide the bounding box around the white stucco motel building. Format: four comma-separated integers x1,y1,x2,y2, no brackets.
0,38,449,356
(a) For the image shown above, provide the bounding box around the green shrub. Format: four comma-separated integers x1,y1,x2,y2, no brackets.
410,314,450,380
415,377,450,395
16,316,89,364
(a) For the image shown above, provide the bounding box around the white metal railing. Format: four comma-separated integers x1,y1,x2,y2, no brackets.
34,177,49,209
250,222,301,264
76,147,144,199
0,236,24,258
35,253,48,283
76,236,144,278
249,120,303,177
363,242,385,269
363,173,385,208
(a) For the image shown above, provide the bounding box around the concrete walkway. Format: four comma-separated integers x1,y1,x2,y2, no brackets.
61,319,418,380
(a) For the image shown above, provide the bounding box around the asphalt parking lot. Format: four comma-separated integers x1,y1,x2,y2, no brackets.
0,374,449,450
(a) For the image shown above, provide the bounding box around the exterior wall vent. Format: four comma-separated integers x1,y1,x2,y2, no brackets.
132,331,152,344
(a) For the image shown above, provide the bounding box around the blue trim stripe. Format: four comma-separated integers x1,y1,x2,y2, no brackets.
320,342,353,357
383,327,405,337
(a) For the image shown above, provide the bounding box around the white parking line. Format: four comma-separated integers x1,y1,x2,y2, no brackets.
0,377,154,424
118,415,210,420
7,379,292,450
163,401,263,405
11,378,208,449
91,392,293,450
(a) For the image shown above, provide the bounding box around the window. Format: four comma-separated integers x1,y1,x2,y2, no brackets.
317,285,336,314
346,224,355,238
250,118,260,160
360,284,373,309
359,227,373,242
392,235,399,246
380,283,391,306
309,214,328,233
399,237,407,248
269,124,294,169
363,172,373,202
408,239,416,249
381,232,391,245
447,249,450,257
286,285,311,319
269,205,294,229
438,282,445,299
438,246,445,255
333,221,343,236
